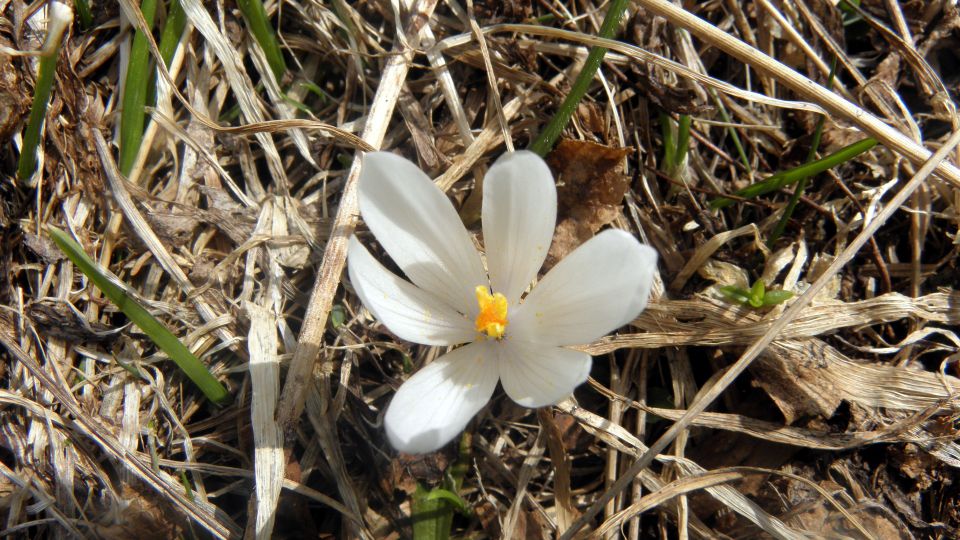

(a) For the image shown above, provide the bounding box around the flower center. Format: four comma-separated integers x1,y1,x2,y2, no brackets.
474,285,508,339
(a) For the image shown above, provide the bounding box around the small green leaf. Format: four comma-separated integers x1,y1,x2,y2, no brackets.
179,470,194,499
17,3,72,182
718,286,751,305
118,0,158,175
761,290,794,307
330,304,346,329
298,81,331,104
423,489,468,514
528,0,630,156
74,0,93,28
748,280,766,307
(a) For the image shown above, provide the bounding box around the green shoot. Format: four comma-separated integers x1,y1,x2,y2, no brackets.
529,0,630,156
709,137,878,209
661,113,692,178
47,227,230,405
236,0,287,81
118,0,158,175
298,81,332,105
17,2,73,183
410,433,472,539
719,279,794,308
144,0,187,113
675,114,692,167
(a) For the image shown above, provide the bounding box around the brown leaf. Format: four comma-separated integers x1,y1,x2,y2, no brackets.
544,140,632,268
93,484,185,540
383,452,450,496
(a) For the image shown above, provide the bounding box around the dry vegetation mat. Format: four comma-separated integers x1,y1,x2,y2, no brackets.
2,0,960,538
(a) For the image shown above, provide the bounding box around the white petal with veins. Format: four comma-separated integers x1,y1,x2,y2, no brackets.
482,151,557,305
348,237,475,346
359,152,486,316
511,230,658,346
496,340,591,408
384,341,499,454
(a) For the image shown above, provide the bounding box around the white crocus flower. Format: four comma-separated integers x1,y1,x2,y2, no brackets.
348,151,658,454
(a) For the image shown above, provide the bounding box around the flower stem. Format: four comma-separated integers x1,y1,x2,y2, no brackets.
528,0,630,156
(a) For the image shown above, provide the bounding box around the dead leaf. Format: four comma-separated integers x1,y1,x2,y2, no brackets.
544,140,632,268
383,452,449,496
93,484,185,540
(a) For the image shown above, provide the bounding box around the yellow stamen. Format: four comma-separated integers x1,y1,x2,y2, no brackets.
474,285,508,339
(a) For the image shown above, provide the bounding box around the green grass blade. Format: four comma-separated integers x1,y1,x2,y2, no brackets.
528,0,630,156
145,0,187,108
663,113,693,179
73,0,93,28
158,0,187,68
47,227,229,404
17,2,73,182
118,0,158,176
768,58,840,244
236,0,287,81
674,114,692,168
660,112,676,167
710,137,878,209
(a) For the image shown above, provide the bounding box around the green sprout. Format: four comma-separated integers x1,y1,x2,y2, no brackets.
73,0,93,28
661,113,692,179
410,433,472,539
719,279,794,309
118,0,158,175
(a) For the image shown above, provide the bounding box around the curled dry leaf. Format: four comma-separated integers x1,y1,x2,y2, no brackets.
544,139,632,268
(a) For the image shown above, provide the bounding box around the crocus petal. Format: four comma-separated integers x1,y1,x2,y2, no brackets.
510,230,658,346
482,151,557,305
384,341,499,454
359,152,486,315
496,340,591,408
348,237,475,346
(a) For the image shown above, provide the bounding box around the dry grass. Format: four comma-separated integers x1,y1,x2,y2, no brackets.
2,0,960,538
